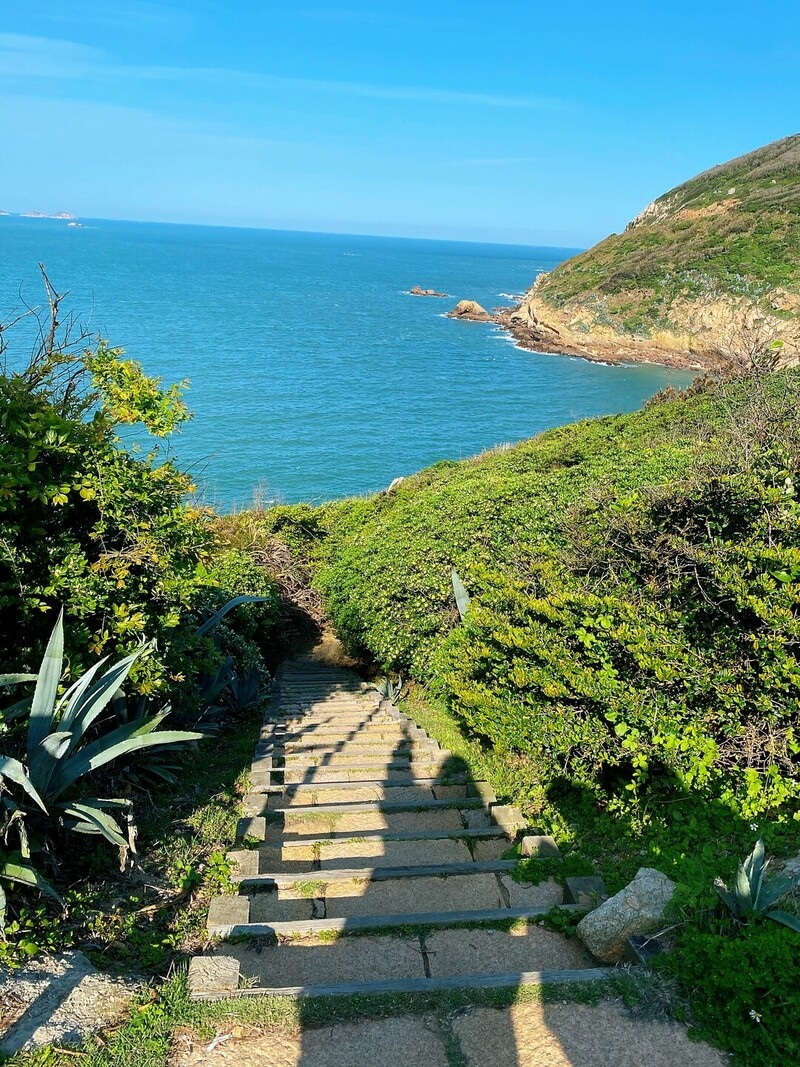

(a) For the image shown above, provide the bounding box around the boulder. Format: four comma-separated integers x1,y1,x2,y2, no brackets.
448,299,492,322
576,867,675,963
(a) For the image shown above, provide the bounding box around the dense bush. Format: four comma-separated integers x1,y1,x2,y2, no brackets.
0,331,214,694
283,374,800,818
668,919,800,1063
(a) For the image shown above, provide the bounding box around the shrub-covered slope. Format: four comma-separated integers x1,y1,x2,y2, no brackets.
502,134,800,366
278,373,800,819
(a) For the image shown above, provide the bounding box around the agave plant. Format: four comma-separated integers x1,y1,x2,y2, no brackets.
714,838,800,932
373,675,404,703
0,610,202,860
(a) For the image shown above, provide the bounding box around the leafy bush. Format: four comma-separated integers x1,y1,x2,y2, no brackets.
668,920,800,1062
0,318,213,694
285,374,800,818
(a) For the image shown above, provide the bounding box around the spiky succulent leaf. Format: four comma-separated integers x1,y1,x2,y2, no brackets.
60,801,129,850
758,873,796,910
28,731,72,795
27,611,64,761
51,721,202,797
451,569,471,620
0,756,47,812
0,674,37,687
714,877,741,917
0,852,62,904
0,698,33,724
766,909,800,933
58,651,141,751
195,595,274,638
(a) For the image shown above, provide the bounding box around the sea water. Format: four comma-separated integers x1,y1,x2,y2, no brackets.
0,218,694,509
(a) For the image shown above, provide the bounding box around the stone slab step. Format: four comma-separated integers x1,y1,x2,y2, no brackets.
280,827,508,845
280,754,413,768
230,835,501,877
193,924,597,999
189,964,609,1000
274,808,491,838
259,728,421,744
270,739,435,753
232,859,519,886
207,902,585,938
269,717,396,730
263,783,470,807
279,767,461,786
244,794,483,817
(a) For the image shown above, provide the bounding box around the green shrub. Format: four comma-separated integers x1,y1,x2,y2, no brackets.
291,373,800,818
668,920,800,1062
0,325,214,695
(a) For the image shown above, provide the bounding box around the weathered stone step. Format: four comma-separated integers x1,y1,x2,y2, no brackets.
192,923,597,999
244,795,485,818
190,963,609,1000
259,727,420,744
206,900,585,938
280,826,508,844
280,753,414,768
263,782,470,807
269,715,397,730
230,835,496,874
271,738,435,753
232,858,519,886
279,766,462,786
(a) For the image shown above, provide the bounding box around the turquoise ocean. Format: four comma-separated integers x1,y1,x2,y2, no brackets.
0,217,694,509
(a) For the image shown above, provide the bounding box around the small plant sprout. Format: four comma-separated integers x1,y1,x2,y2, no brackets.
714,838,800,932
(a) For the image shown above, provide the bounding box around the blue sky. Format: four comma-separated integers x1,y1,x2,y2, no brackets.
1,1,799,245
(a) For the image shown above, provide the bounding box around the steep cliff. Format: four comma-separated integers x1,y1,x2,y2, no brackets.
500,133,800,368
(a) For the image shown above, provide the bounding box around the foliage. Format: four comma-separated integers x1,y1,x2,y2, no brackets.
666,919,800,1063
280,375,800,818
714,838,800,931
0,297,215,695
0,612,201,930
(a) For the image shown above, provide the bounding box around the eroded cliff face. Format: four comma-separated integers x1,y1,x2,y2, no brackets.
493,133,800,370
496,273,800,370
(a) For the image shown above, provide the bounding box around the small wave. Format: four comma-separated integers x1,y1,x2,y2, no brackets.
343,252,361,256
497,292,523,301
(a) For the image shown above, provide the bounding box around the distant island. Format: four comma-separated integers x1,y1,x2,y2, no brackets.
451,133,800,370
20,211,77,220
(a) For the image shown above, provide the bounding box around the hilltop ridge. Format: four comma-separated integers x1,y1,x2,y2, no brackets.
497,134,800,368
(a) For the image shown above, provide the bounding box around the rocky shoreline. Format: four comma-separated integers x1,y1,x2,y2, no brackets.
447,291,714,372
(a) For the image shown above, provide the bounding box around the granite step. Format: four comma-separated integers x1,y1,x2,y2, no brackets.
193,923,598,998
206,897,584,939
263,782,471,807
231,855,519,886
279,766,463,786
229,836,512,876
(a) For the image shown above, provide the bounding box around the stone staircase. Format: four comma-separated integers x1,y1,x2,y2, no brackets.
188,651,609,999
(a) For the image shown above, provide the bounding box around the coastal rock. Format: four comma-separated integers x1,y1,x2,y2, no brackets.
447,299,492,322
409,285,448,298
576,867,675,963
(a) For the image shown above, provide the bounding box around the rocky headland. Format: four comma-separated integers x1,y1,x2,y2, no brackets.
453,134,800,371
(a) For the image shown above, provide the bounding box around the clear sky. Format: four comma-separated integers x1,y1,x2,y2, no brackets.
2,1,799,246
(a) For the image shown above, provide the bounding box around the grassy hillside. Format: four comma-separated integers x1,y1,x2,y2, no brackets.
526,133,800,346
